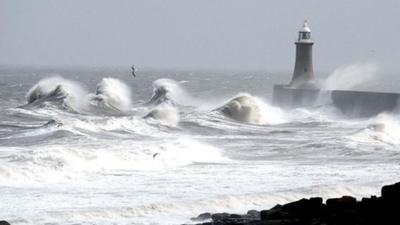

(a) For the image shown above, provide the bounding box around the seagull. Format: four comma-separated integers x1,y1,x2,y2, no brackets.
131,65,136,77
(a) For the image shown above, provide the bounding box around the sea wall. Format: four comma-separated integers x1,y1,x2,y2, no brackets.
331,90,399,117
272,85,320,109
272,85,400,117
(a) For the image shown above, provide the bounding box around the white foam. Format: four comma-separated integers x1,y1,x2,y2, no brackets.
0,137,227,185
26,76,89,111
349,113,400,146
323,63,378,90
145,104,180,127
149,79,194,106
219,93,286,125
92,78,132,112
1,183,382,225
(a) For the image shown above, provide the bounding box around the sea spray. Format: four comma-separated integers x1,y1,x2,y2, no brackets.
144,104,180,127
367,113,400,145
92,78,132,112
147,79,193,106
218,93,286,125
323,63,378,90
346,113,400,147
25,76,89,111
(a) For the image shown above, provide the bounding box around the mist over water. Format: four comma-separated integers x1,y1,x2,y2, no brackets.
1,68,400,225
323,63,378,91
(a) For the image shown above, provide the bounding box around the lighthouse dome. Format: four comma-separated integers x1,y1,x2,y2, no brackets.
299,21,311,33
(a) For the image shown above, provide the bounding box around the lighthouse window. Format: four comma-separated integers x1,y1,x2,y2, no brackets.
302,33,309,39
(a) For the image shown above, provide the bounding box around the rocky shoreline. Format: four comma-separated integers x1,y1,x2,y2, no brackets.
190,182,400,225
1,183,399,225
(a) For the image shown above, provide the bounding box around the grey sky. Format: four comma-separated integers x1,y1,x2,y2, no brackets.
0,0,399,72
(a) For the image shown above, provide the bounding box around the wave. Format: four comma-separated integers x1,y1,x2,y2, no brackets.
0,137,227,184
349,113,400,146
144,104,180,127
22,76,135,116
147,79,193,106
217,93,286,125
90,78,132,113
24,76,89,112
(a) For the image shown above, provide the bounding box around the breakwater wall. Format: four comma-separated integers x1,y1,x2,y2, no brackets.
272,85,400,117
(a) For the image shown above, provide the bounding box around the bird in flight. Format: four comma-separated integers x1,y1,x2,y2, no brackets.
131,65,136,77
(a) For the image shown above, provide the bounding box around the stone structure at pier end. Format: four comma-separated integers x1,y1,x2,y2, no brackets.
290,21,315,88
272,21,400,117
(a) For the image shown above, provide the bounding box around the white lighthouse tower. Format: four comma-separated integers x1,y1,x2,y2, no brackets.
290,20,315,87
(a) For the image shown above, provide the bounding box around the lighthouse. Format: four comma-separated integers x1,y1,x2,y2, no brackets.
290,21,315,87
272,20,400,117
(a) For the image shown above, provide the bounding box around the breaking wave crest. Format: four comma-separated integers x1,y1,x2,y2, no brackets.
147,79,193,106
218,93,286,125
144,104,180,127
349,113,400,146
91,78,132,112
25,76,89,111
23,76,135,114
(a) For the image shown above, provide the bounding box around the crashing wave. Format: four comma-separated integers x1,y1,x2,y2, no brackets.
24,76,88,111
367,123,385,132
348,113,400,146
218,93,285,125
27,84,66,104
90,78,132,113
366,113,400,144
144,104,180,126
147,79,192,106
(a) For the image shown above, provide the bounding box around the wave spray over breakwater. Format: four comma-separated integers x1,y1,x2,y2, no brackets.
1,70,400,225
323,63,378,90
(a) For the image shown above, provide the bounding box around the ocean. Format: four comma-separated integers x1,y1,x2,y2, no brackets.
0,67,399,225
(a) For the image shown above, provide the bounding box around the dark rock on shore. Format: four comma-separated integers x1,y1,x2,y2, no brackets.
191,213,212,221
192,182,400,225
0,221,10,225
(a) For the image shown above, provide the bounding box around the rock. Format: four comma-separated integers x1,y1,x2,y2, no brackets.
246,210,260,218
360,195,379,209
326,196,357,209
259,209,269,220
381,182,400,202
282,197,323,213
260,208,289,221
0,221,10,225
261,219,286,225
191,212,212,221
229,214,242,219
238,210,260,223
197,222,212,225
211,213,230,222
193,182,400,225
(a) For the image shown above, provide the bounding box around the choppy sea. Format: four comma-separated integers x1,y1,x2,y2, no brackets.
0,67,399,225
